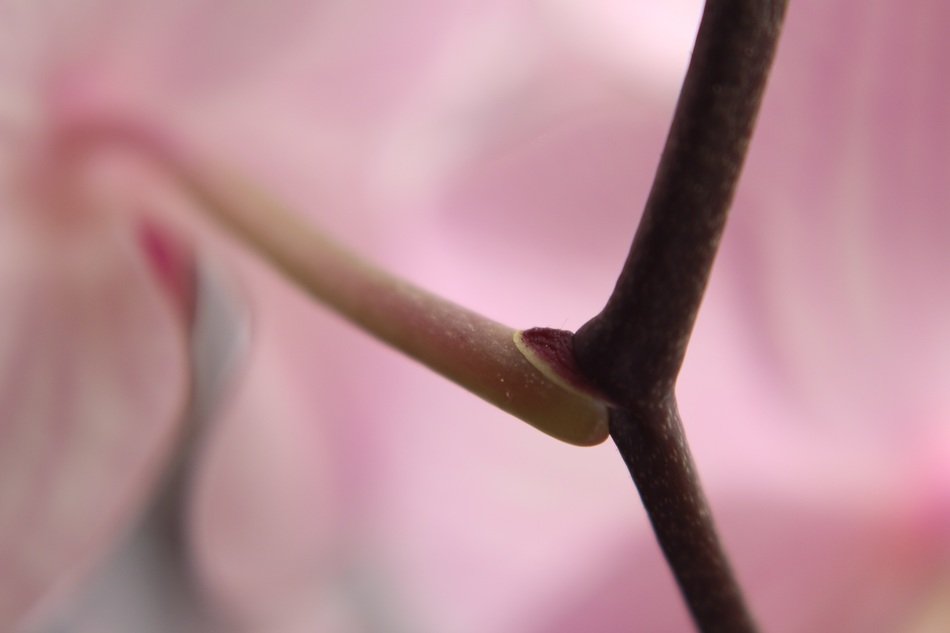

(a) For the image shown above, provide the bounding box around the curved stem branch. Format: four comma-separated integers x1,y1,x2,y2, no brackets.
571,1,788,631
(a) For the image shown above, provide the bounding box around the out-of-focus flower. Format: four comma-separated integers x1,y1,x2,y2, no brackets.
0,33,198,633
0,124,193,628
0,2,337,631
3,1,949,632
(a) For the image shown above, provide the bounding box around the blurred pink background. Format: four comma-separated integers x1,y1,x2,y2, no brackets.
1,1,949,632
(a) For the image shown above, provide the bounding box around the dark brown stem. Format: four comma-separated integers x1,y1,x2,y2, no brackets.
572,1,787,632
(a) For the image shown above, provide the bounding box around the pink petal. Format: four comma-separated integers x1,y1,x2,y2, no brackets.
0,214,190,628
185,283,338,627
724,0,950,435
525,487,922,633
8,0,322,100
20,254,252,633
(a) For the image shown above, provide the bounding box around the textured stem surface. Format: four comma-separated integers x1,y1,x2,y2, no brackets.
100,127,608,446
572,1,788,632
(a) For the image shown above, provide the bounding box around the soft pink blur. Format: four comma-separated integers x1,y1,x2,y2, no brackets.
2,0,949,632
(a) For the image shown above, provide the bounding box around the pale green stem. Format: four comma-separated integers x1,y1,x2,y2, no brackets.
140,137,608,446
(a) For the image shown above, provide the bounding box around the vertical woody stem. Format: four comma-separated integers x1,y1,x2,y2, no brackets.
572,1,787,632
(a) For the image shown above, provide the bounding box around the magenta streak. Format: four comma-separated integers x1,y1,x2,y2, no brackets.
137,217,197,326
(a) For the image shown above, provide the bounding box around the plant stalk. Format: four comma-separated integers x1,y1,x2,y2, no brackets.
572,1,788,631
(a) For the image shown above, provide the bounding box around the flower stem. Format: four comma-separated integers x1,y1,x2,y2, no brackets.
124,132,609,447
572,1,787,631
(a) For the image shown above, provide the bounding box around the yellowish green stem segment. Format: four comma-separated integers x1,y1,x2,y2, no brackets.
138,136,608,446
